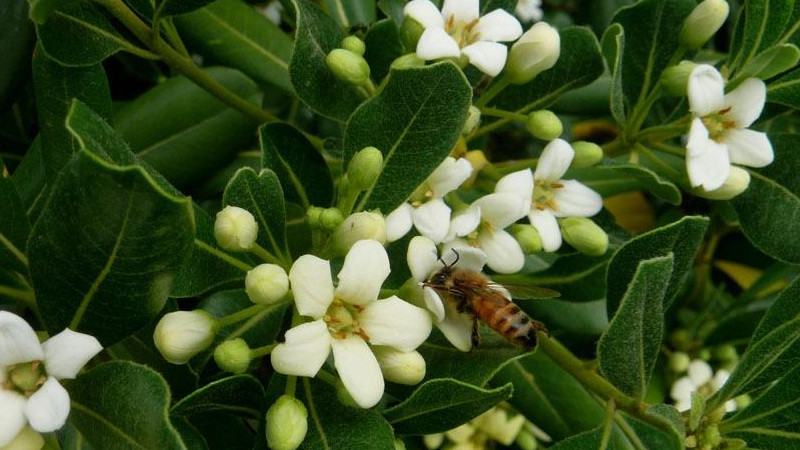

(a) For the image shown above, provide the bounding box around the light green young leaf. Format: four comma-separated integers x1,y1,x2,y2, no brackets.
736,44,800,82
171,375,265,419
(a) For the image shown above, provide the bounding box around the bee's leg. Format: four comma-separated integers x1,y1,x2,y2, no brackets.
470,320,481,350
532,319,550,337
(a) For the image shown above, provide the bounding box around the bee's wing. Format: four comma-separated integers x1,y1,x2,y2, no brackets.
489,282,560,300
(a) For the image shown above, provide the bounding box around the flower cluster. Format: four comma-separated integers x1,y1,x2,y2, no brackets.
424,404,550,450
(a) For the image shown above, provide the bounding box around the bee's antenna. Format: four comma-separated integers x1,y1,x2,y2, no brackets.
449,249,460,267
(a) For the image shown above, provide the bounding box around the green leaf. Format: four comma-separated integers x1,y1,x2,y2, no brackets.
28,151,194,346
572,162,682,205
768,66,800,109
175,0,293,92
489,27,605,114
289,0,365,120
0,0,35,111
67,361,184,449
343,62,471,213
153,0,217,19
601,23,626,123
113,67,262,189
729,0,796,74
383,379,513,435
548,423,616,450
737,44,800,82
223,167,288,260
259,123,334,208
598,255,673,399
721,362,800,435
377,0,404,25
0,168,30,274
170,418,207,450
171,375,265,419
324,0,376,27
189,413,254,449
623,414,683,450
752,276,800,344
10,137,47,215
731,134,800,263
364,19,405,83
495,253,612,303
605,216,708,316
297,378,394,449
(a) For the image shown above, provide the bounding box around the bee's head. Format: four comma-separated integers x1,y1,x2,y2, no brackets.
425,266,454,288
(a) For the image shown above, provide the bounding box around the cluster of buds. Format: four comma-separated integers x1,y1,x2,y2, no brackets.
326,36,371,87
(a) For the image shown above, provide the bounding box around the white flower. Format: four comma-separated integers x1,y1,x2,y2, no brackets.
515,0,543,22
685,65,774,191
670,359,737,413
385,157,473,244
497,139,603,252
404,0,523,76
0,312,102,447
270,240,432,408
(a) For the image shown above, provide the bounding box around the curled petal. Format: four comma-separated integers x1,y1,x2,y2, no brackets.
417,28,461,60
332,336,384,408
495,169,533,204
42,329,102,380
552,181,603,218
336,240,390,305
473,193,528,229
24,378,70,433
473,9,523,42
404,0,444,28
723,78,766,128
408,236,441,282
289,255,334,318
534,139,574,181
360,296,432,352
447,205,481,240
271,320,331,377
412,198,452,243
428,157,473,197
385,203,414,242
722,128,774,168
423,287,446,322
0,391,27,447
462,41,508,77
441,0,480,24
0,311,44,367
478,229,525,274
440,243,487,273
688,64,725,116
529,209,561,252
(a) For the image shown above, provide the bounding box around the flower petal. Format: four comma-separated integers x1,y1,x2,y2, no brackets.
423,286,446,322
42,329,102,380
722,128,774,168
461,41,508,77
495,169,533,204
474,9,523,42
428,157,473,197
404,0,444,28
270,320,331,377
688,64,725,116
0,390,27,448
385,203,414,242
408,236,441,282
412,198,452,243
723,78,766,128
686,117,712,157
473,193,528,229
688,360,713,386
447,205,481,240
332,335,384,408
529,209,561,252
360,296,432,351
441,242,487,272
442,0,479,24
478,229,525,274
416,28,461,60
552,180,603,217
289,255,334,318
336,240,390,305
437,303,474,352
687,129,730,190
24,378,70,433
0,311,44,367
670,376,694,404
534,139,574,181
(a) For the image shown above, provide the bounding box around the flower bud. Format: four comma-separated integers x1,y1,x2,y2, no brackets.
306,206,323,228
422,434,444,449
713,344,738,362
570,141,604,168
394,439,407,450
326,49,371,86
154,310,219,364
660,61,699,97
734,394,751,410
669,351,691,373
694,167,750,200
559,218,608,256
391,53,425,70
214,206,258,252
347,146,384,191
245,264,289,305
373,347,426,385
341,36,366,56
506,22,561,85
510,224,543,254
516,429,538,450
320,207,345,230
400,17,424,51
679,0,729,50
333,211,387,254
265,395,308,450
462,106,482,135
526,110,562,140
2,427,44,450
214,338,252,374
462,150,489,188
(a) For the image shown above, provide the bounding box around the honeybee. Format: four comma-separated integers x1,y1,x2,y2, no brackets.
424,255,558,350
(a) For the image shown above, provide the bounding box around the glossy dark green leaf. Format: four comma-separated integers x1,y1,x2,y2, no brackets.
0,0,35,111
175,0,293,92
289,0,365,120
752,276,800,344
623,414,683,450
572,161,682,205
605,216,708,316
259,123,334,208
67,361,184,449
489,27,604,114
736,44,800,82
548,423,616,450
768,66,800,109
377,0,404,25
598,255,673,399
383,379,513,435
113,67,261,189
729,0,796,74
721,362,800,436
154,0,217,18
364,19,404,82
28,150,194,346
10,137,47,216
343,62,471,213
731,134,800,264
0,164,30,274
170,418,208,450
190,413,254,449
171,375,265,419
324,0,376,27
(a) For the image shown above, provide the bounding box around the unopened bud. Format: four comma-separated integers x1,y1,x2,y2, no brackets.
506,22,561,85
516,430,538,450
714,344,737,362
341,36,366,56
670,329,690,349
694,167,750,200
214,338,252,373
571,141,604,168
422,434,444,449
391,53,425,70
373,347,426,385
734,394,751,409
702,425,722,447
245,264,289,305
698,348,711,361
2,427,44,450
526,110,562,140
326,49,371,86
320,208,345,230
214,206,258,252
394,439,407,450
348,147,384,191
462,150,489,188
679,0,730,50
306,206,323,228
669,351,691,373
265,395,308,450
400,17,424,51
462,106,482,135
333,211,387,254
559,218,608,256
510,224,543,254
154,310,219,364
661,61,699,97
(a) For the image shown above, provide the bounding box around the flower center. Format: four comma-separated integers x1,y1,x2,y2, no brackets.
3,361,47,397
444,15,480,48
702,107,737,141
323,300,369,341
532,181,563,211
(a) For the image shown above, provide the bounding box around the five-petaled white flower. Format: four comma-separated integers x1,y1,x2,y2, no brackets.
497,139,603,252
670,359,736,413
404,0,523,76
686,64,774,191
385,157,473,244
0,311,102,447
270,240,432,408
